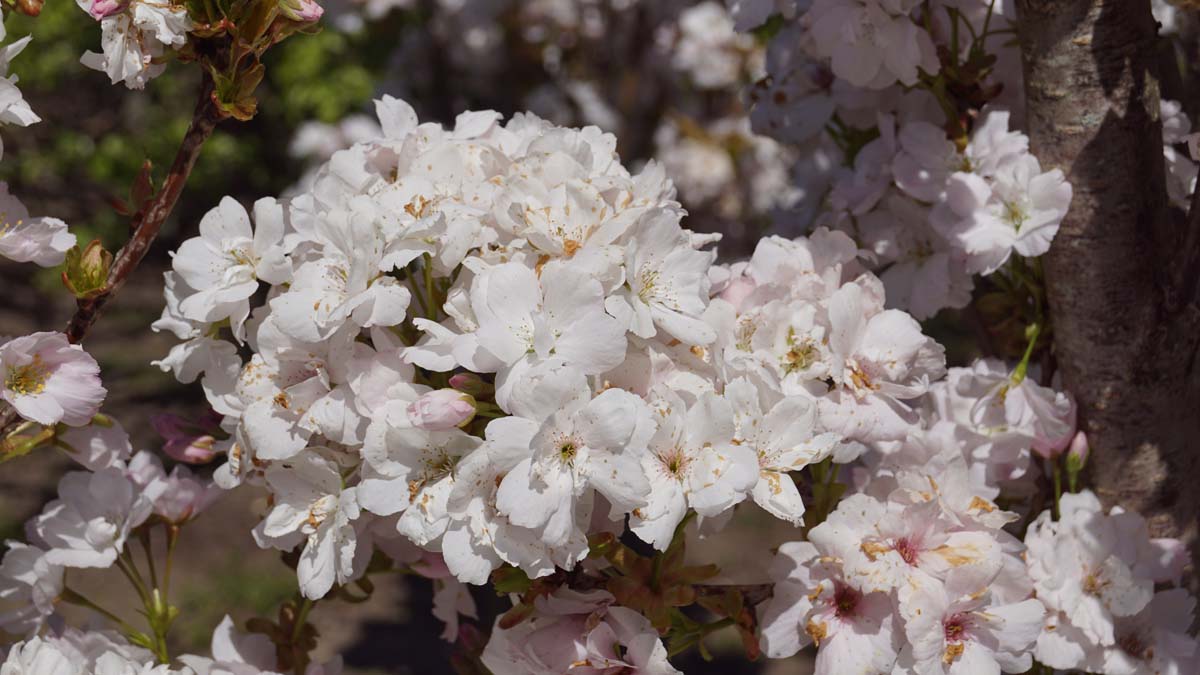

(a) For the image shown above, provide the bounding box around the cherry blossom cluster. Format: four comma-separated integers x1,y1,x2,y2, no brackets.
4,1,1200,673
1027,491,1195,673
74,0,193,90
152,95,913,595
753,355,1199,673
120,74,1200,668
291,0,811,240
0,403,351,673
738,0,1081,320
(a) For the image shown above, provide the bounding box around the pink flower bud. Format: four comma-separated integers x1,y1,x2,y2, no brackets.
408,389,476,431
86,0,125,19
1067,430,1088,467
449,372,491,396
152,412,219,464
717,269,757,314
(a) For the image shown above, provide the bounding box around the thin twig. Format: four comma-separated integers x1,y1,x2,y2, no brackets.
693,583,774,607
65,74,222,344
0,74,224,435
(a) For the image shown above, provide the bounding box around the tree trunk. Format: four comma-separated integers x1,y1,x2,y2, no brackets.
1015,0,1200,591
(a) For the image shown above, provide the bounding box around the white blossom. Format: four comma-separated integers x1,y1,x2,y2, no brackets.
1,332,106,427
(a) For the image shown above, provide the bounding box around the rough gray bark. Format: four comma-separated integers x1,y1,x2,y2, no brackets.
1015,0,1200,590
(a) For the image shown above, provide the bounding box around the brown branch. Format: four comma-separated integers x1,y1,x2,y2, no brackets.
694,583,773,607
65,74,222,343
0,75,223,436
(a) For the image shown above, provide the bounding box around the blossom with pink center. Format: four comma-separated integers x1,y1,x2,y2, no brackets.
809,494,1006,598
758,541,900,671
1,332,105,427
902,574,1045,674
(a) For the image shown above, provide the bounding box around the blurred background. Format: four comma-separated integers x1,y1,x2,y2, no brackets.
0,1,830,671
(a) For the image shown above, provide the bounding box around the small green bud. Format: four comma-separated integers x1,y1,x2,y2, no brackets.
61,239,112,300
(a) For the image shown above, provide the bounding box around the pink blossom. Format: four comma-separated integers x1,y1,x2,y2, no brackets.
407,389,475,430
127,451,220,524
1,332,105,427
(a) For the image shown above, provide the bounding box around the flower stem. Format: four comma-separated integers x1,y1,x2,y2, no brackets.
163,525,179,599
292,598,314,644
1050,458,1063,520
139,529,160,592
1011,322,1042,385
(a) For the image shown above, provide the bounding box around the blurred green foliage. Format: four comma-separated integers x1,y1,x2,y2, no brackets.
173,554,298,652
0,2,398,253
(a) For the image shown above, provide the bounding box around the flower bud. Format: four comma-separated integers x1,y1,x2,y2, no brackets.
84,0,124,19
152,413,219,464
1065,431,1088,471
15,0,44,16
408,389,476,431
61,239,112,300
448,372,493,397
278,0,323,22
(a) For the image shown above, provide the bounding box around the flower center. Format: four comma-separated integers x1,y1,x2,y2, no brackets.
735,316,757,352
305,494,337,530
0,216,21,239
1003,199,1028,231
559,440,578,464
781,327,817,374
894,536,920,565
847,361,879,395
1083,568,1109,597
411,448,458,498
832,584,861,619
636,266,661,304
5,355,50,396
228,245,258,268
1117,630,1151,661
943,614,969,643
659,446,691,480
